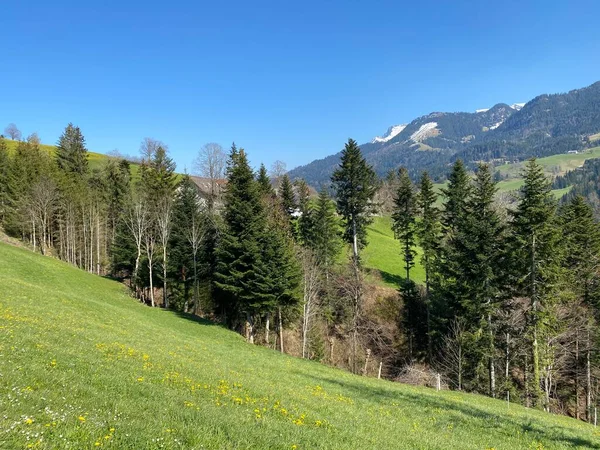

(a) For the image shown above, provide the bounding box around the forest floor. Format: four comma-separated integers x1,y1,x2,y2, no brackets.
0,242,598,449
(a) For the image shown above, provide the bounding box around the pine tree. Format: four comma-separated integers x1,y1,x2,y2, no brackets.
442,160,471,232
306,188,341,271
214,148,267,335
415,171,440,361
170,175,202,312
510,158,563,408
257,163,274,196
391,167,417,284
279,174,296,215
0,138,14,226
56,123,88,176
331,138,377,261
435,160,473,329
460,163,505,396
295,178,311,243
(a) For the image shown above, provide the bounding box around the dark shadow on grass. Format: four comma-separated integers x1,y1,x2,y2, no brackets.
169,309,228,329
298,371,600,449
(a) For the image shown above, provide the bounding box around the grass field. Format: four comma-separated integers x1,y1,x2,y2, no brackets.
496,147,600,179
363,216,425,288
1,243,599,448
3,139,139,176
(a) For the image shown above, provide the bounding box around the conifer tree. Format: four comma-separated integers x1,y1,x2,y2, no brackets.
561,195,600,419
0,138,14,226
56,123,88,176
392,167,417,284
214,147,267,335
510,158,562,408
460,163,505,396
415,171,440,361
257,163,274,196
435,160,473,328
306,188,341,271
331,138,377,261
279,174,296,215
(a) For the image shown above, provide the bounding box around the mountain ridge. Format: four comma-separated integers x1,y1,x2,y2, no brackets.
289,81,600,187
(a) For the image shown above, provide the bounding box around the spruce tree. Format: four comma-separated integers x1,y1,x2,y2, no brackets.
331,138,377,261
56,123,88,176
391,167,417,284
257,163,274,196
415,171,440,361
279,174,296,215
436,160,473,328
0,138,14,226
510,158,562,408
306,188,342,271
460,163,505,396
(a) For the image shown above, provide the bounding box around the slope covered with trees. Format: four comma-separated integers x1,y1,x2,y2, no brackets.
3,121,600,427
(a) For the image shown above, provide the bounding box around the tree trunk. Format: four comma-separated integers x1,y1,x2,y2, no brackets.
587,328,592,422
488,313,496,398
278,307,284,353
265,313,270,346
352,217,358,260
163,246,168,308
576,329,580,420
148,259,155,307
246,313,255,344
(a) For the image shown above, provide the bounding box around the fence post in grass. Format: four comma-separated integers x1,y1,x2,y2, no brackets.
595,407,597,427
507,391,510,409
378,361,383,379
436,373,441,391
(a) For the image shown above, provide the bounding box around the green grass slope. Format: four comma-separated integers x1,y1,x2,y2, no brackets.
3,139,140,176
1,243,598,449
363,216,425,288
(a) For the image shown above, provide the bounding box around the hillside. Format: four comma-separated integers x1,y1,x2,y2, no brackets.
0,242,598,449
289,81,600,187
3,139,139,175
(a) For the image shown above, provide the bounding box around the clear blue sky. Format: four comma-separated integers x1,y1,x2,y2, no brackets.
2,1,600,172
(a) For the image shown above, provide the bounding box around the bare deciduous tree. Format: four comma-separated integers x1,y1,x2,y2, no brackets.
140,137,166,161
125,194,148,295
156,196,173,308
27,132,41,146
29,177,58,255
4,123,21,141
193,143,226,209
300,249,322,359
270,160,287,189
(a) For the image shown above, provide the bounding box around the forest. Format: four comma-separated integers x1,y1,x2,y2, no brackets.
1,123,600,423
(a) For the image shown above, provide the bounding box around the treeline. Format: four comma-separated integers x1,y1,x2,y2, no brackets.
392,158,600,419
2,125,600,421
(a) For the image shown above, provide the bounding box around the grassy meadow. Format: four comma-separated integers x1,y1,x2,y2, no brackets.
1,242,599,449
3,139,140,176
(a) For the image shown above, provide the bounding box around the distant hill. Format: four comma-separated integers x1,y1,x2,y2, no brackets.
3,138,141,175
289,81,600,187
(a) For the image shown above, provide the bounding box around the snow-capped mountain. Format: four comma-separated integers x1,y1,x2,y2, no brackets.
372,124,407,143
476,103,524,113
288,81,600,187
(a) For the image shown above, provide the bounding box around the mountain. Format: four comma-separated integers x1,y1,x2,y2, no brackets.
289,81,600,187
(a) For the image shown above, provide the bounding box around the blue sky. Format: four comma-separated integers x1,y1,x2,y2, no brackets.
2,1,600,172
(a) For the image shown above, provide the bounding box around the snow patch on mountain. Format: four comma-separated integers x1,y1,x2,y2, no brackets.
410,122,438,142
489,121,503,130
476,108,490,113
511,102,525,110
372,124,407,143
